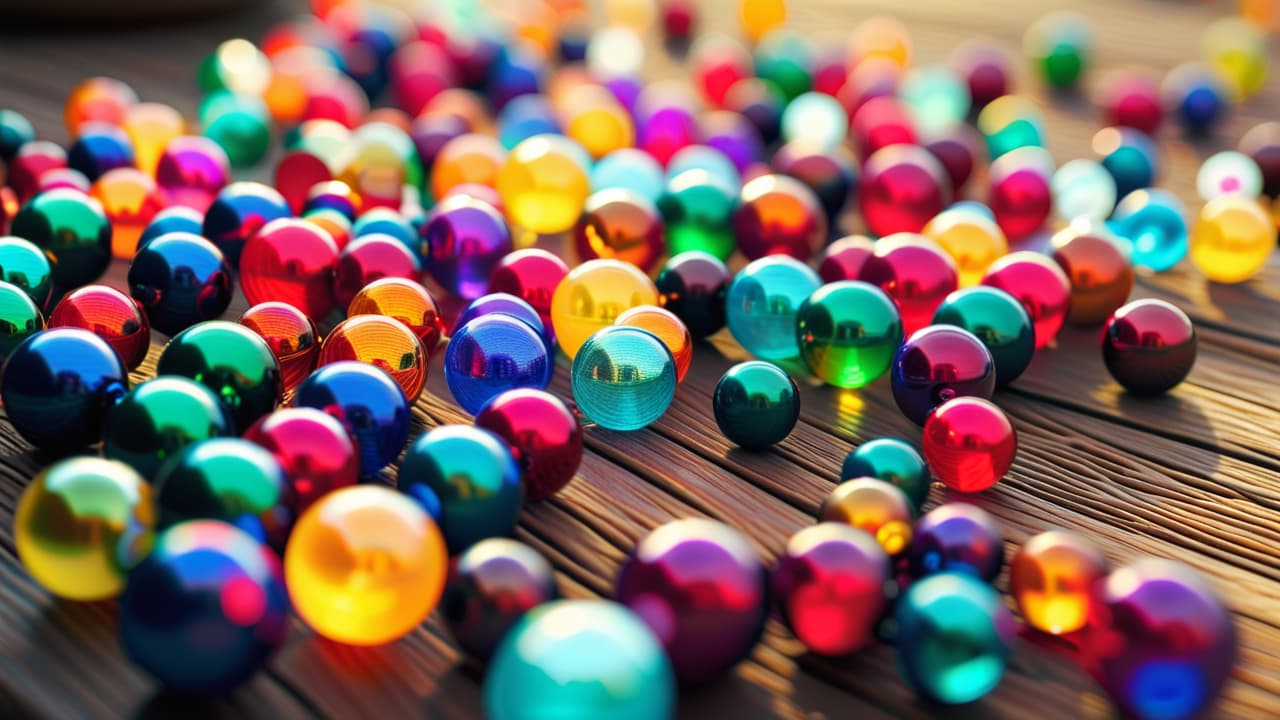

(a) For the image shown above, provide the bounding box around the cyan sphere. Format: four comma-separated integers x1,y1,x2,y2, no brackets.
726,255,822,361
895,572,1017,704
841,438,932,510
445,313,552,416
571,326,677,431
1109,188,1188,272
591,148,665,203
292,361,410,477
932,286,1035,387
485,600,676,720
102,377,235,481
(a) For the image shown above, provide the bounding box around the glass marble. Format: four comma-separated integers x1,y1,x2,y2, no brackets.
858,234,958,338
1109,189,1188,272
138,206,204,249
615,306,692,383
923,206,1008,287
36,167,91,195
455,292,548,347
753,30,813,102
0,235,53,310
779,92,847,151
1202,16,1267,99
1052,158,1117,223
981,250,1072,349
1083,559,1236,720
772,140,858,221
202,181,292,267
485,600,675,720
850,96,917,161
238,301,320,393
499,94,563,151
0,280,43,361
422,195,513,300
702,109,765,175
635,93,698,166
976,95,1046,161
590,148,665,203
244,407,359,513
771,522,891,656
304,180,362,220
239,218,340,321
0,108,35,161
90,167,164,259
740,0,786,42
285,485,447,645
655,251,728,340
274,150,335,218
1189,196,1273,284
666,145,741,189
48,284,148,371
908,503,1004,581
444,313,551,415
1023,11,1093,88
1009,530,1108,636
1098,71,1163,135
128,232,233,336
891,326,996,426
123,102,185,176
15,457,153,601
922,397,1016,493
153,438,291,549
8,141,67,203
732,174,827,261
200,91,272,168
1101,299,1197,396
817,235,875,284
443,538,558,660
562,89,633,160
199,38,271,95
68,123,135,181
156,321,282,431
1050,224,1135,326
293,361,411,476
333,233,422,308
10,188,112,291
1195,151,1263,202
574,189,666,272
724,78,784,145
841,438,931,510
615,519,767,684
657,169,738,261
571,326,677,431
1093,126,1158,200
102,377,234,480
319,314,427,400
924,125,982,197
475,389,583,502
848,15,912,69
726,255,821,361
820,478,915,556
551,258,659,360
859,145,951,238
895,572,1016,704
899,66,970,136
796,280,903,389
1161,62,1227,136
430,134,507,201
1239,121,1280,198
932,287,1035,387
988,146,1053,242
352,207,418,256
711,360,799,449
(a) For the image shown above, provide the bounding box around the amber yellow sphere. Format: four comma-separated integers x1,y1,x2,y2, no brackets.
497,134,592,235
318,314,428,400
551,258,659,359
819,478,914,555
1009,531,1108,635
924,207,1009,287
740,0,787,44
564,89,635,160
1189,195,1274,284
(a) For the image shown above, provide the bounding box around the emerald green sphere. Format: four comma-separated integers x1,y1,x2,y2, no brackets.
932,287,1035,386
156,321,283,432
796,281,903,389
10,188,112,291
485,600,675,720
657,170,738,260
103,377,235,480
713,361,800,449
0,280,44,361
841,438,931,510
200,92,272,168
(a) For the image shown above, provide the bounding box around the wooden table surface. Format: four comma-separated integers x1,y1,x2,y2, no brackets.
1,0,1278,718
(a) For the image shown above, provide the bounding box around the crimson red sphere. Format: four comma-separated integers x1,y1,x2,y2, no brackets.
243,407,360,513
981,251,1071,349
858,234,959,337
922,397,1016,493
48,284,150,371
474,388,583,502
487,248,569,338
1100,72,1163,136
988,150,1052,242
1101,299,1197,396
859,145,951,237
240,218,340,321
333,233,422,308
818,235,875,283
850,97,917,160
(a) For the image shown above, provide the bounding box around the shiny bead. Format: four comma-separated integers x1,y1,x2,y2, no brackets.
817,235,875,283
0,280,44,362
1110,189,1188,272
780,91,847,151
771,522,891,656
1,328,128,452
454,292,547,343
0,235,53,310
701,109,765,174
574,189,666,272
352,206,417,250
243,407,359,514
909,503,1004,581
293,361,410,476
485,600,675,720
444,313,551,415
90,167,163,258
240,218,340,320
423,195,513,300
891,326,996,426
924,125,982,197
1195,150,1264,202
102,377,234,480
571,325,677,431
988,146,1053,242
1101,299,1196,396
36,167,91,195
820,478,914,556
615,305,693,383
713,360,799,450
333,233,422,308
771,140,857,221
1189,196,1273,284
48,284,148,371
666,145,741,189
238,302,320,393
68,123,135,181
202,181,292,267
932,286,1035,387
128,232,233,336
657,169,738,260
123,102,185,176
740,0,786,43
475,389,583,502
319,314,427,401
859,144,950,237
726,255,821,361
153,438,291,548
1050,225,1135,326
10,188,112,291
156,321,283,432
858,233,958,338
443,538,558,660
1009,531,1108,635
981,250,1071,349
895,572,1016,704
840,438,931,510
1161,62,1227,136
976,95,1045,162
1093,126,1158,200
155,135,232,213
304,180,362,220
635,91,699,165
1051,158,1117,223
922,397,1016,493
0,108,35,161
495,134,590,236
922,206,1008,287
615,519,768,683
1082,559,1236,720
656,250,729,339
15,457,153,601
732,174,826,261
488,248,569,338
797,280,903,389
591,147,665,202
399,425,523,553
1202,16,1267,99
753,30,813,103
1098,71,1163,135
1024,11,1093,88
285,485,448,645
138,205,203,248
951,42,1012,110
551,258,659,360
200,91,272,168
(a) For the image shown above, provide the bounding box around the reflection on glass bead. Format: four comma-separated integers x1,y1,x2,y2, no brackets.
202,181,292,267
0,235,53,311
320,314,428,400
988,146,1053,242
615,305,692,382
591,147,665,202
572,326,677,431
1239,121,1280,198
923,205,1008,287
1010,530,1108,635
1189,196,1273,284
732,174,827,261
858,234,957,338
155,135,232,213
49,284,149,371
423,195,513,300
489,248,570,339
1052,158,1117,223
859,144,951,237
129,232,234,336
797,280,903,389
156,321,283,432
1093,126,1157,200
655,250,729,340
1195,150,1264,202
1109,189,1188,272
840,438,931,510
348,277,445,355
817,235,875,283
10,188,112,291
1050,224,1135,326
574,188,666,272
922,397,1016,493
820,478,915,556
551,258,659,359
102,377,235,480
1102,299,1197,396
243,407,358,514
932,286,1035,387
68,123,135,181
497,134,592,235
240,218,340,321
443,538,558,660
981,250,1071,349
445,313,552,415
713,361,799,450
454,292,548,346
891,325,996,426
293,361,411,477
727,255,821,361
909,503,1004,581
138,205,203,249
238,301,320,393
1024,11,1092,88
90,167,164,259
0,280,44,362
333,233,423,308
475,389,583,502
657,169,738,260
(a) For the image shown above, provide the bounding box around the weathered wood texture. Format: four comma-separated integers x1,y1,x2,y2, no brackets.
0,0,1278,718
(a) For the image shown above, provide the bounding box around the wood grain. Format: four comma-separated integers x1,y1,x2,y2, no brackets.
1,0,1278,718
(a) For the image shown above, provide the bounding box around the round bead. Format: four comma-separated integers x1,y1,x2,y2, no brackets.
574,188,666,272
657,169,738,260
348,277,444,354
240,218,340,321
713,360,800,449
200,91,272,168
319,314,427,401
489,248,570,336
0,280,44,361
475,389,582,502
1101,299,1196,396
591,147,665,201
726,255,821,361
90,167,163,258
156,321,283,432
615,305,693,382
423,195,513,300
851,95,917,160
1093,126,1158,200
859,144,951,237
497,134,591,235
1098,71,1162,135
102,377,234,480
922,206,1008,287
0,235,54,310
895,572,1016,704
571,325,677,431
1009,531,1108,635
817,235,875,283
443,538,558,660
666,144,741,189
15,457,153,601
155,135,231,212
840,438,931,510
0,108,35,161
797,280,903,389
202,181,291,267
68,123,135,181
123,102,184,176
551,258,659,360
656,250,729,339
445,313,552,415
615,519,767,683
1051,158,1117,223
1195,150,1264,202
139,205,203,248
243,407,358,514
924,125,982,197
922,397,1016,493
333,233,422,309
820,478,915,556
1202,16,1266,99
976,94,1046,160
740,0,786,43
1,328,128,451
285,486,448,645
858,233,958,338
732,174,827,261
1024,11,1093,88
771,522,891,656
10,188,112,291
891,326,996,426
951,42,1011,110
455,292,548,345
909,503,1004,581
238,302,320,393
1189,196,1273,284
981,250,1071,349
988,146,1053,242
484,600,675,720
1161,62,1227,136
293,361,411,477
771,140,858,221
932,286,1035,387
1050,225,1135,326
430,133,506,199
129,232,234,336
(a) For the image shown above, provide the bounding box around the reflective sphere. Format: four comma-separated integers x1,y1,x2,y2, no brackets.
1189,196,1273,284
475,389,583,502
1101,299,1197,396
657,169,737,260
156,321,283,432
859,144,951,237
572,326,677,431
797,280,903,389
1239,121,1280,198
333,233,422,308
772,522,891,656
817,235,875,283
1,328,128,451
923,206,1008,287
1052,158,1117,223
201,181,291,267
138,205,203,248
713,360,800,449
1010,530,1108,635
592,147,665,201
8,141,69,203
574,188,666,272
48,284,148,371
240,218,340,321
10,188,112,291
726,255,821,361
238,301,320,392
15,457,153,600
732,174,827,261
102,377,234,480
820,478,915,556
891,325,996,426
615,305,693,382
348,277,445,354
1196,150,1263,203
319,314,428,400
922,397,1016,493
485,600,675,720
858,234,958,337
489,248,570,336
981,250,1071,349
655,250,730,339
68,123,134,181
908,503,1004,581
0,280,44,361
128,232,234,336
0,235,53,310
243,407,359,513
444,313,551,415
91,167,164,258
285,486,448,645
1093,126,1158,200
988,147,1053,242
423,195,513,300
551,258,659,359
840,438,931,510
443,538,558,660
615,519,768,684
1109,189,1188,272
293,361,411,476
454,292,550,350
497,134,591,235
932,286,1035,386
1051,225,1135,326
155,136,231,212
